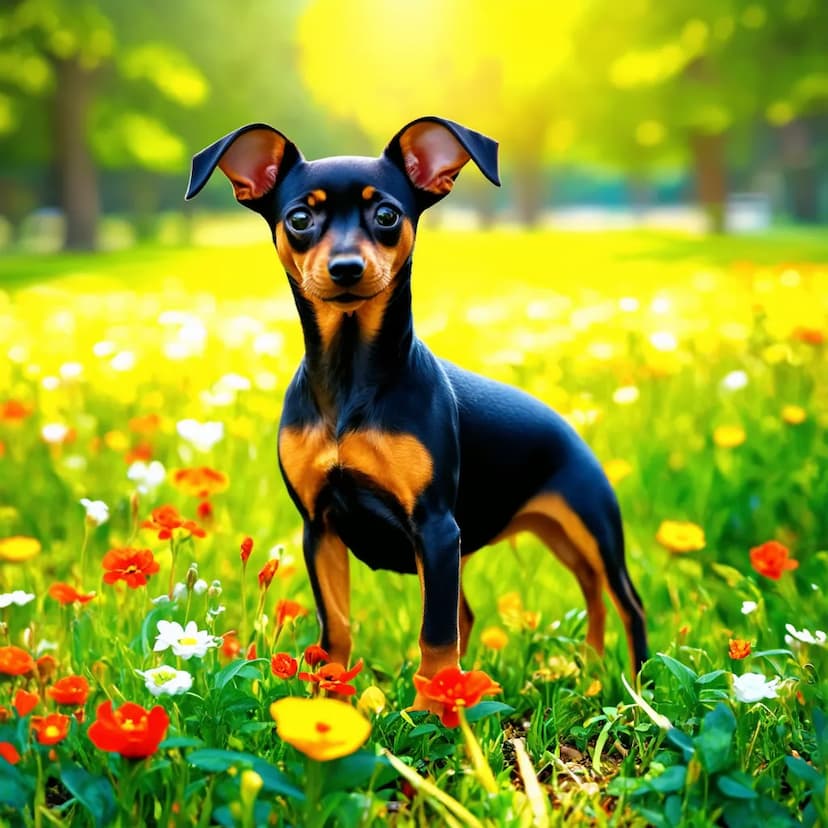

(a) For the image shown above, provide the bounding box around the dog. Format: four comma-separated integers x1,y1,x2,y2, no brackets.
186,117,647,711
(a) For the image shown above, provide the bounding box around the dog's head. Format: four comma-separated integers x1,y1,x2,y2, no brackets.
186,118,499,310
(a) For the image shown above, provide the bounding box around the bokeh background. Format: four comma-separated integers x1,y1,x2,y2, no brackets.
0,0,827,249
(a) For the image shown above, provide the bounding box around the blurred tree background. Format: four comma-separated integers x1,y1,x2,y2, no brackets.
0,0,826,250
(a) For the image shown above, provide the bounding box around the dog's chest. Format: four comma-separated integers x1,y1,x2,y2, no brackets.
278,424,433,519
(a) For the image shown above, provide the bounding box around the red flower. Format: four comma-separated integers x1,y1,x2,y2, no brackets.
275,599,308,627
124,442,153,465
102,548,160,588
141,504,206,541
729,639,751,660
170,466,229,499
87,700,169,759
300,660,364,696
413,667,502,728
271,653,299,679
48,582,96,605
0,400,33,422
240,536,254,565
0,646,35,676
31,713,71,746
13,689,39,717
0,741,20,764
792,326,824,346
258,558,279,590
48,675,90,706
197,500,213,520
749,541,799,581
246,642,257,661
221,631,241,661
303,645,329,667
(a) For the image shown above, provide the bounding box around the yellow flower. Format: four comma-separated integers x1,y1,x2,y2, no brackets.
496,591,523,618
603,458,632,485
0,536,41,562
781,405,806,425
357,686,387,716
656,520,706,554
713,425,746,448
270,697,370,762
480,626,509,650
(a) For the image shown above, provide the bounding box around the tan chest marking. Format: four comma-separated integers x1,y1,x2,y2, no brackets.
279,425,433,517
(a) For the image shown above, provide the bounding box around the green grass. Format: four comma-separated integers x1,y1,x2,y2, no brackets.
0,227,826,826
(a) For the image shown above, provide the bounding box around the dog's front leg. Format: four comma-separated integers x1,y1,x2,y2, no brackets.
303,523,352,667
411,513,461,712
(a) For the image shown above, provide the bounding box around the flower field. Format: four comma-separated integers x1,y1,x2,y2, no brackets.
0,227,826,826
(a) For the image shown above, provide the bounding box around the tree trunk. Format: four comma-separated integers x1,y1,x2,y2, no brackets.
779,120,818,223
513,157,545,227
690,132,727,233
53,57,99,250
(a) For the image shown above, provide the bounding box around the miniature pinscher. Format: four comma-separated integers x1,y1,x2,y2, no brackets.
186,117,647,710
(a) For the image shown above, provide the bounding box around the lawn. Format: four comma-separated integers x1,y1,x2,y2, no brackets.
0,227,826,826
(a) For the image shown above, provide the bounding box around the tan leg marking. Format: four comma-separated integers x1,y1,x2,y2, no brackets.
315,533,351,666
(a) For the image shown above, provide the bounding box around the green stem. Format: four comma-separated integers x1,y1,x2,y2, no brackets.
78,523,91,587
304,758,326,828
168,538,178,599
458,706,498,794
240,562,249,649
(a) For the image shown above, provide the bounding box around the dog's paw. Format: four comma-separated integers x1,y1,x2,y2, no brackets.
407,692,445,717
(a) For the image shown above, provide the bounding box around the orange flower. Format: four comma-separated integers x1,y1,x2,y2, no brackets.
87,700,169,758
0,400,33,422
128,413,162,434
413,667,502,728
13,689,39,717
102,548,160,588
271,653,299,679
245,642,257,660
0,741,20,764
221,631,241,661
240,536,254,565
141,504,206,541
258,558,280,590
303,645,329,667
197,500,213,520
792,326,824,345
31,713,71,746
300,660,364,696
170,466,229,499
0,646,35,676
124,442,153,465
275,599,308,627
750,541,798,580
729,639,752,660
48,675,90,706
48,582,96,605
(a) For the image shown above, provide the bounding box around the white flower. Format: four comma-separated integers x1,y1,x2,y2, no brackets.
153,620,218,659
193,579,208,596
136,665,193,697
784,624,827,649
732,672,780,703
0,590,36,608
127,460,166,493
80,498,109,527
741,600,758,615
41,423,70,444
207,605,226,618
176,419,224,452
612,385,640,405
721,370,749,391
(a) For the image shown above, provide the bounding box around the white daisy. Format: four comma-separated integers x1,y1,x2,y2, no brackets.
80,498,109,527
0,590,36,609
136,665,194,697
127,460,166,493
732,672,780,703
784,624,827,648
176,419,224,452
153,620,218,660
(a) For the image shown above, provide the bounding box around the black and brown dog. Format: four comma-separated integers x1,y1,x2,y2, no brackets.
186,117,647,711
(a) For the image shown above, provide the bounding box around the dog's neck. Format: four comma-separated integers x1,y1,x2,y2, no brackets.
288,260,415,423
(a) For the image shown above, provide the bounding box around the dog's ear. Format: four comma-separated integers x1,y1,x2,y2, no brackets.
185,124,301,209
384,117,500,204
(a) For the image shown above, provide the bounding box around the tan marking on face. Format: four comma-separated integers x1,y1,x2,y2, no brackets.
307,189,327,207
361,186,376,200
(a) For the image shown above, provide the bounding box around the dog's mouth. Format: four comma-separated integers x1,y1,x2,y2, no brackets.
322,290,382,305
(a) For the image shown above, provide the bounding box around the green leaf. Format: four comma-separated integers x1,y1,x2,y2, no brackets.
0,758,31,809
187,749,304,801
695,704,736,775
649,764,686,793
465,701,515,723
785,756,826,792
60,764,117,827
158,736,205,750
656,653,698,698
696,670,726,685
718,774,757,800
408,724,439,738
322,751,395,794
666,728,694,762
213,658,265,690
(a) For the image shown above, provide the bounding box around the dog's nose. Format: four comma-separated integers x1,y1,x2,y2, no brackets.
328,255,365,287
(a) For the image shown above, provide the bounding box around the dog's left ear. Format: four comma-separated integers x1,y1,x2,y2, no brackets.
185,123,301,212
384,117,500,203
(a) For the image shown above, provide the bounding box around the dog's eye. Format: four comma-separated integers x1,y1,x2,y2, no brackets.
287,209,313,233
375,205,400,228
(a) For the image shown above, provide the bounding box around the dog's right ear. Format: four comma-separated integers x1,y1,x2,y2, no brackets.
185,124,301,209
